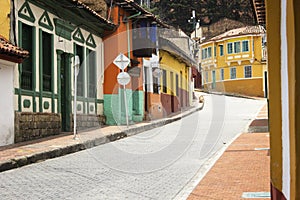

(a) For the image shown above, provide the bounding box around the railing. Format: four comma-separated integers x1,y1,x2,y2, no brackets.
21,70,32,90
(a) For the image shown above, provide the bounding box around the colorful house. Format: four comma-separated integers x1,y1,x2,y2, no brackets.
0,35,28,146
103,0,167,125
13,0,115,142
256,0,300,199
200,25,267,97
158,36,195,116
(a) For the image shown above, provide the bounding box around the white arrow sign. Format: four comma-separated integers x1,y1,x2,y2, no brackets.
113,53,130,70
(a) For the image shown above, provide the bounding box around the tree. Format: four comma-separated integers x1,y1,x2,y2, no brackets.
151,0,255,34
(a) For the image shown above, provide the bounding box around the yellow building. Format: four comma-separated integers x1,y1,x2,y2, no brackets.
200,26,267,97
253,0,300,199
0,0,10,39
158,37,194,116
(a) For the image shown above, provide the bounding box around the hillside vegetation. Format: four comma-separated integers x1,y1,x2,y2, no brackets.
149,0,255,34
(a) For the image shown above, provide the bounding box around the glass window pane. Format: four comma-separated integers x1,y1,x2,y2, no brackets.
227,43,233,54
21,23,33,90
208,47,212,58
220,68,224,80
88,50,96,98
42,31,52,92
220,45,224,56
242,41,249,52
234,42,240,53
230,67,236,79
76,45,84,97
244,65,252,78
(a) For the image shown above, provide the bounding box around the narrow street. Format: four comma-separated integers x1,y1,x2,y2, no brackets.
0,94,265,200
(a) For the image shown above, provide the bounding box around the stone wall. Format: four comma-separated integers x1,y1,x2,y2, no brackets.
73,114,106,131
15,112,61,143
15,112,106,143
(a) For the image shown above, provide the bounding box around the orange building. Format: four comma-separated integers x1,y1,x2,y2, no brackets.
103,0,167,125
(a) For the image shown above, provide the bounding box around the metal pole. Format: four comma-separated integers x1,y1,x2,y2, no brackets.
123,84,129,127
73,65,78,139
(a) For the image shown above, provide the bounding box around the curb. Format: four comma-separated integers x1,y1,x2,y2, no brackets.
0,103,204,173
195,89,265,100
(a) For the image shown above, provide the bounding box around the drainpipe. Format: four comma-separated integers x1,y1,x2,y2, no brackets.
124,12,142,61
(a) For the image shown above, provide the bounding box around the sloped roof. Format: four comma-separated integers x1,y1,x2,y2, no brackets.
73,0,114,26
0,35,29,63
72,0,113,25
159,37,196,67
115,0,171,28
30,0,116,36
79,0,107,18
209,25,266,42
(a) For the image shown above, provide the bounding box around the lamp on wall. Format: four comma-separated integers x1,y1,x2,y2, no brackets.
73,55,80,140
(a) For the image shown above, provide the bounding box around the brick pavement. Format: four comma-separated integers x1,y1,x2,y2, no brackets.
188,102,270,200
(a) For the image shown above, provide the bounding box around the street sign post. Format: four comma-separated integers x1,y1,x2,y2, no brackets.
73,55,80,140
113,53,131,126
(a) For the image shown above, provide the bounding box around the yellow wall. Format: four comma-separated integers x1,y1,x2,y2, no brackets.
201,33,266,97
0,0,10,39
160,50,189,95
205,78,264,97
267,0,300,199
266,0,283,195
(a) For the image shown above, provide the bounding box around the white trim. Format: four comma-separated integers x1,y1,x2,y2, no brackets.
222,77,262,82
203,77,262,84
201,34,260,45
281,0,290,199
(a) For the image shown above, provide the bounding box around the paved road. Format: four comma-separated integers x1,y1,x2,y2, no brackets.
0,94,265,200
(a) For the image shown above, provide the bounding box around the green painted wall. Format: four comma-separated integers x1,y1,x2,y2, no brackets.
104,88,134,125
132,90,144,122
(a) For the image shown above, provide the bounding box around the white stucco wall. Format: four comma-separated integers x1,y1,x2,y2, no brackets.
0,60,15,146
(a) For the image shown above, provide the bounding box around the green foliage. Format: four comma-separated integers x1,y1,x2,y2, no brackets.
151,0,255,34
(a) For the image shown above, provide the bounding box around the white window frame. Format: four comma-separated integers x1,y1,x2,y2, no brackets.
234,41,241,53
244,65,252,78
227,42,233,54
208,47,212,58
242,40,249,52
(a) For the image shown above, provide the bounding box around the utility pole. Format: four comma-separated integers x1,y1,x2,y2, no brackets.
188,10,200,58
188,10,200,40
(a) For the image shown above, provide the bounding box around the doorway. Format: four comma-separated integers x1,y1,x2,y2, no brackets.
59,53,71,132
170,72,174,113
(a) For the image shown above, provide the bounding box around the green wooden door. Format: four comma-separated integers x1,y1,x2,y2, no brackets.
60,53,72,132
